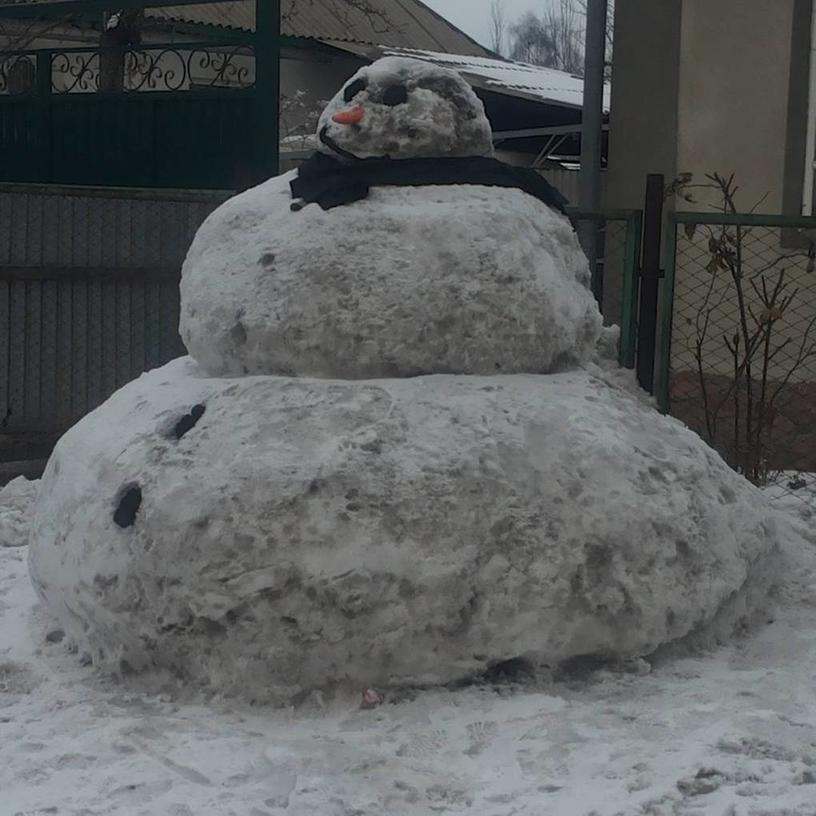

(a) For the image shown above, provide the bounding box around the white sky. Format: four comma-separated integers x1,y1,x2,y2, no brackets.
421,0,542,51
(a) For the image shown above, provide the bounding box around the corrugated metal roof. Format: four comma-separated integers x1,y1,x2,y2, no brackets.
148,2,255,32
0,0,491,56
145,1,491,57
325,42,609,113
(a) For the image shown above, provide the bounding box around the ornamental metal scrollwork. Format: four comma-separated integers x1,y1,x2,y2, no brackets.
125,49,187,91
48,46,255,93
189,47,253,89
52,52,100,93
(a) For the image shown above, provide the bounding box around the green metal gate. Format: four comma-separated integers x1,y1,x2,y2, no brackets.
0,0,281,189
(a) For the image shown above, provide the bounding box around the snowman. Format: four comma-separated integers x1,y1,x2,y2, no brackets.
28,58,779,704
180,57,599,379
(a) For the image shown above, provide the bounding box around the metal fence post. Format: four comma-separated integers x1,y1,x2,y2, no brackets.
618,210,643,368
636,174,664,393
35,51,52,183
657,216,677,413
255,0,281,183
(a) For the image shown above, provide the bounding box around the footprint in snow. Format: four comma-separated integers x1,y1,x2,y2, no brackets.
395,728,449,760
464,720,499,757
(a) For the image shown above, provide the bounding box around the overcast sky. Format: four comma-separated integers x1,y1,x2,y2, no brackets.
421,0,542,51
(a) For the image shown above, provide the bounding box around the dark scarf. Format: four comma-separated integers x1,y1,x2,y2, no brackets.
289,152,569,214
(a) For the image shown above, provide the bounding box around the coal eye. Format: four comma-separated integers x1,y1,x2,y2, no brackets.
382,84,408,106
343,78,367,103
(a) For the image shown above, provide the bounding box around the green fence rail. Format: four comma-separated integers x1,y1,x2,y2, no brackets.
566,207,643,367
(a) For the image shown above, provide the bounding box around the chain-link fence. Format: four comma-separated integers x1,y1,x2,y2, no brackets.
0,184,228,451
659,212,816,503
566,208,643,366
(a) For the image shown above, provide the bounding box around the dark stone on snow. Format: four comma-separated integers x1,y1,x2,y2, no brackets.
114,486,142,528
173,404,206,440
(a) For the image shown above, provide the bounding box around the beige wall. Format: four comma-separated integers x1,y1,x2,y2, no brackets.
676,0,795,212
607,0,797,213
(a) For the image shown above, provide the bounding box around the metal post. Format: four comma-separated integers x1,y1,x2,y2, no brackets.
35,51,52,183
636,174,664,393
657,215,677,413
579,0,607,211
578,0,608,310
255,0,281,183
618,210,643,369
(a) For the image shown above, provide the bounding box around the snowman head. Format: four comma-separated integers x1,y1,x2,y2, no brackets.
317,57,494,162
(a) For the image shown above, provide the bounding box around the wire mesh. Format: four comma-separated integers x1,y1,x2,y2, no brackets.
665,214,816,500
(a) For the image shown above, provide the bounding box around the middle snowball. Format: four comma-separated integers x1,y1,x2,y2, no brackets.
180,175,602,379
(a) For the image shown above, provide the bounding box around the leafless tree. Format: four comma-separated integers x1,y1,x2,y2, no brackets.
488,0,507,56
573,0,614,79
508,11,555,66
507,0,613,78
282,0,395,35
541,0,584,75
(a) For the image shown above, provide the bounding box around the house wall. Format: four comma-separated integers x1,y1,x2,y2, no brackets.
607,0,797,213
676,0,795,212
602,0,682,324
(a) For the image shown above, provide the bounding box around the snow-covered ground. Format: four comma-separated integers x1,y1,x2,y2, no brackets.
2,487,816,815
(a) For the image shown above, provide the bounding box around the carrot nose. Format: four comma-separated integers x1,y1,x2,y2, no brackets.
332,106,365,125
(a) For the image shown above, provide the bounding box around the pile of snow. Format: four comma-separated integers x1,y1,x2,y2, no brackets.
0,476,38,548
180,176,601,378
28,358,779,703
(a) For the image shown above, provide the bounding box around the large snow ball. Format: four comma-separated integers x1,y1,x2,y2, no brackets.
180,174,602,379
29,358,778,703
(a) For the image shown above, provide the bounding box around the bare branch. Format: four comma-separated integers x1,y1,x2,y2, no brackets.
488,0,507,56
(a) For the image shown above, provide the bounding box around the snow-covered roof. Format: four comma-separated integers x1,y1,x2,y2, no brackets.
325,43,610,113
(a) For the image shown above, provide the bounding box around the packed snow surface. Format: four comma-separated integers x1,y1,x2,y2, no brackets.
0,493,813,815
180,174,601,378
28,358,778,703
317,57,494,161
